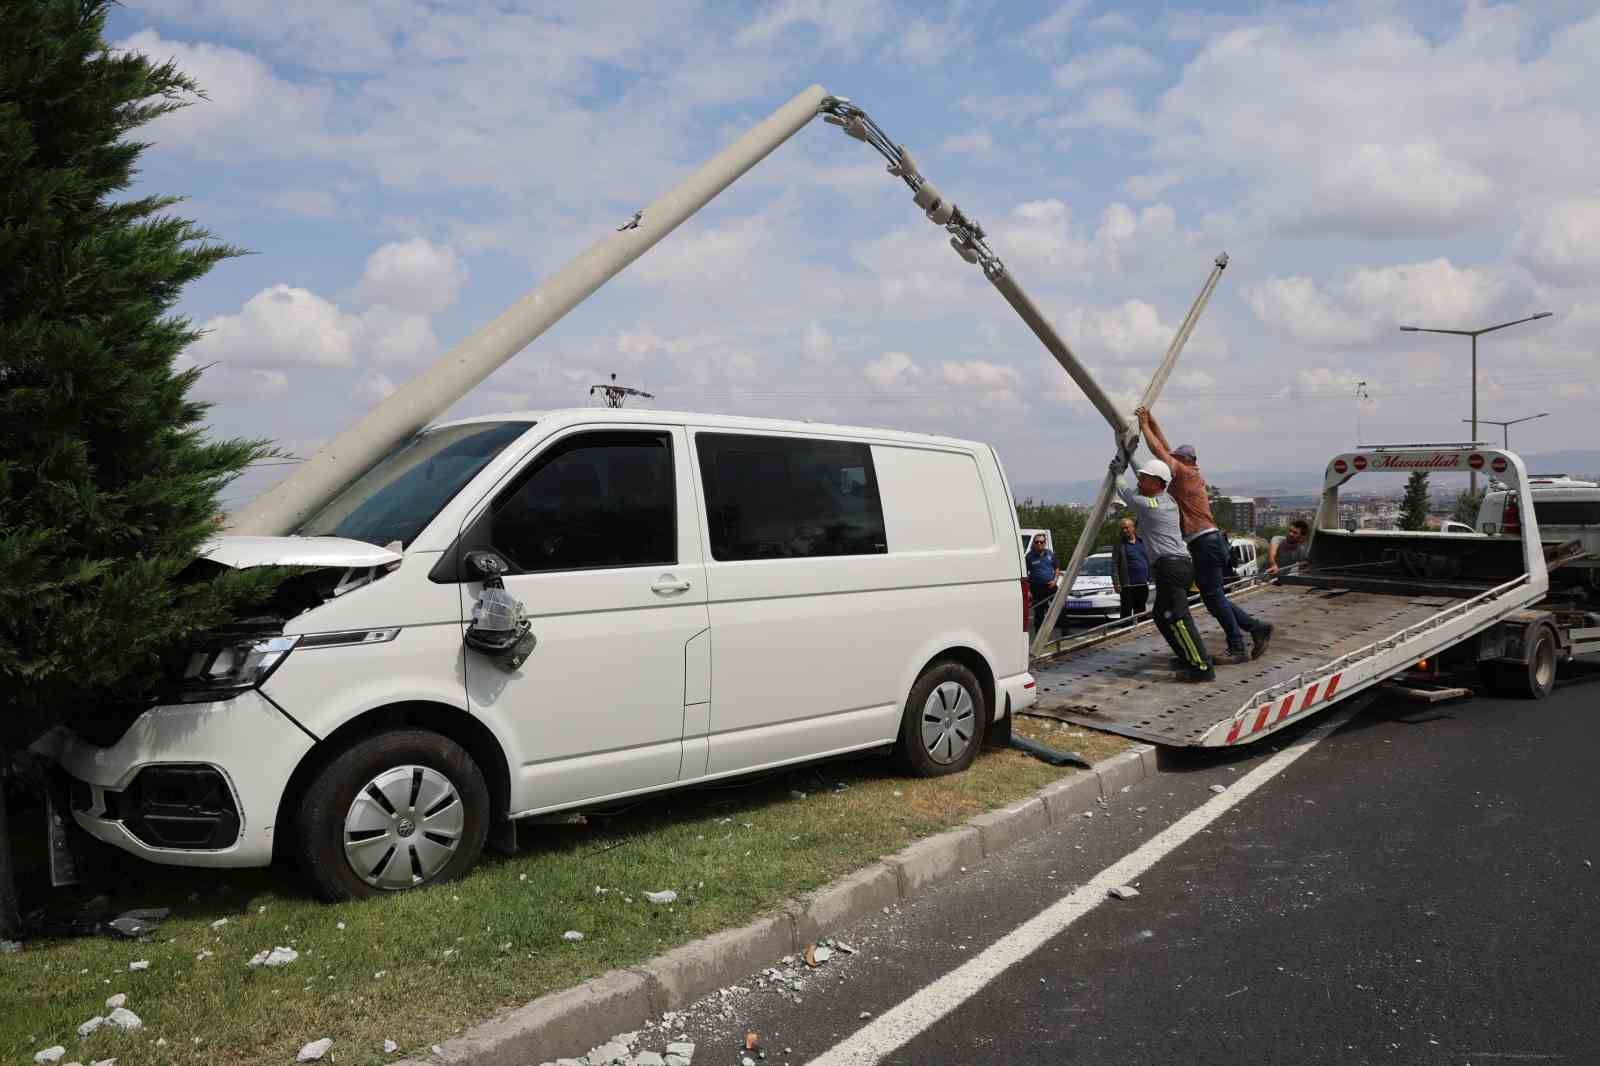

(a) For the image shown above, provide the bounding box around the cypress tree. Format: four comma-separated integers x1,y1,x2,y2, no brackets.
1,0,286,935
1398,471,1432,531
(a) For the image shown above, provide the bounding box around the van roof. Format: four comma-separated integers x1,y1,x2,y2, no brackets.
430,407,993,451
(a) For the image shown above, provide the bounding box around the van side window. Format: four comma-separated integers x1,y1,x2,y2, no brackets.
695,433,888,561
489,431,675,573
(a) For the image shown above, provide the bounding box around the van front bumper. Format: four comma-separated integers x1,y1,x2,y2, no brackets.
59,691,314,868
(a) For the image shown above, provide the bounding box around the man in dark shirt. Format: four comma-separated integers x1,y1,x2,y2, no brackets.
1024,533,1060,635
1111,516,1151,618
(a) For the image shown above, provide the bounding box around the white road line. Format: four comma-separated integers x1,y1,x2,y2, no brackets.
806,703,1360,1066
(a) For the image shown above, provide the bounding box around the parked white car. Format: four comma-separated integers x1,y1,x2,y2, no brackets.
57,410,1037,899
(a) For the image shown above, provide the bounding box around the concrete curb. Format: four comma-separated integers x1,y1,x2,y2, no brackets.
396,742,1157,1066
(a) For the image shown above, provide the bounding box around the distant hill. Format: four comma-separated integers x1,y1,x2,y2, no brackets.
1013,449,1600,504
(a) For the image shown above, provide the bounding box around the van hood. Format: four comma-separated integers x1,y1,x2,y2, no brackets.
200,535,402,570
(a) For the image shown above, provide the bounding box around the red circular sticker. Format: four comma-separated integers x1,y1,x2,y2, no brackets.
1333,459,1348,474
1353,455,1369,471
1468,454,1485,470
1491,456,1508,473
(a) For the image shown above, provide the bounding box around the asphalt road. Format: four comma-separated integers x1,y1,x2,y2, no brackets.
661,665,1600,1066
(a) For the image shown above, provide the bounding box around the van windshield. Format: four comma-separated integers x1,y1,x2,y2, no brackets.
296,421,532,548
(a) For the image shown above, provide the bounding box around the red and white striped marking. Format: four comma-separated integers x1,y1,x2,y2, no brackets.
1226,671,1344,744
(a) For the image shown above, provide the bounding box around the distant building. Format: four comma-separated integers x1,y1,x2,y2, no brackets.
1215,495,1257,533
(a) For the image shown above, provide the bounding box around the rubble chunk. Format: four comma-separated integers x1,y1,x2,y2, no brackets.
107,1007,142,1032
1209,784,1227,794
296,1037,333,1062
643,890,678,905
1108,885,1141,900
383,1039,399,1054
34,1047,66,1064
247,946,299,968
209,918,229,930
562,930,586,942
126,961,149,972
634,1053,665,1066
76,1016,106,1038
104,993,127,1011
585,1042,628,1064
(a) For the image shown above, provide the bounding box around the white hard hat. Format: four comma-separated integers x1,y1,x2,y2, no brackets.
1137,459,1172,484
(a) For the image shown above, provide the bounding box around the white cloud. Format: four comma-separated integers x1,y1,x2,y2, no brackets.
1013,0,1091,58
192,286,356,369
1514,198,1600,287
736,0,890,48
357,238,468,314
1086,12,1137,35
939,360,1022,390
115,30,331,157
1247,259,1515,349
1145,10,1600,238
863,351,922,389
1052,45,1161,89
802,323,835,364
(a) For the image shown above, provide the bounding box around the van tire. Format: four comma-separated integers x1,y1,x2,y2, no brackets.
895,661,985,777
294,729,490,901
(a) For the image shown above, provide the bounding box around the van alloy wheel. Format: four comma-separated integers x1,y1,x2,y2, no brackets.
343,765,465,890
921,681,977,765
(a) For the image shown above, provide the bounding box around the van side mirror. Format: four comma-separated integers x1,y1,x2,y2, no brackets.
465,549,510,579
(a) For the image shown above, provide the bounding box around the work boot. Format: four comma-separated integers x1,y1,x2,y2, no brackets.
1176,666,1216,683
1251,623,1275,660
1217,648,1251,666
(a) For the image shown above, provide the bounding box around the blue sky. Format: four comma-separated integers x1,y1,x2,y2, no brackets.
106,1,1600,503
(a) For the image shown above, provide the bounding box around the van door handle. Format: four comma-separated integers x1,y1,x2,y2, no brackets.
651,575,693,594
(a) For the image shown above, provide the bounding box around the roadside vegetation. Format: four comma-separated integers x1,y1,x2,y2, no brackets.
4,728,1126,1065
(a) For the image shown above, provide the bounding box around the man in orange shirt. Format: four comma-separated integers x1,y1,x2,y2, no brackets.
1135,406,1274,663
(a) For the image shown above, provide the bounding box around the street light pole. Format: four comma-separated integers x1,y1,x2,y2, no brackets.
1463,412,1549,451
1399,311,1553,492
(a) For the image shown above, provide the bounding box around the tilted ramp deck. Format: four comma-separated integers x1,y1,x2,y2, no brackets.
1030,582,1467,746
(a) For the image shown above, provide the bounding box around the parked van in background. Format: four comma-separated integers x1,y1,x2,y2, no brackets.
57,410,1036,899
1018,527,1054,557
1228,536,1265,578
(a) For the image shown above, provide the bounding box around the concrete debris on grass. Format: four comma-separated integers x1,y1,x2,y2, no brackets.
77,1015,105,1038
195,950,213,961
33,1046,66,1064
105,993,127,1010
383,1039,399,1054
1,938,21,953
1108,885,1141,901
247,946,299,967
296,1037,333,1062
643,890,678,905
562,930,585,942
209,918,229,930
126,960,149,972
107,1007,142,1032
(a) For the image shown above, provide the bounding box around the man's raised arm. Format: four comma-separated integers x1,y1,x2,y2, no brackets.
1136,406,1174,464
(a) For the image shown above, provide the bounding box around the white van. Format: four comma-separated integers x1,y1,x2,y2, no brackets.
58,410,1036,899
1227,536,1264,578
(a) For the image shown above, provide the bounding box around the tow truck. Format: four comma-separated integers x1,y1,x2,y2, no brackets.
1028,444,1600,746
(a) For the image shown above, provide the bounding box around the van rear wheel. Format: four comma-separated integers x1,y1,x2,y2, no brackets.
895,661,985,777
295,729,490,901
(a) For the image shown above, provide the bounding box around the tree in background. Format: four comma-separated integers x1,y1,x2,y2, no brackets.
1016,499,1124,559
1398,471,1432,531
1452,488,1485,526
0,0,286,935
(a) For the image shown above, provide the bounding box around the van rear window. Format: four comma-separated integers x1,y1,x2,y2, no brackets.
1534,500,1600,526
695,433,888,561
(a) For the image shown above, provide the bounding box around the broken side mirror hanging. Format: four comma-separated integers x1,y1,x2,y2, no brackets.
463,550,536,670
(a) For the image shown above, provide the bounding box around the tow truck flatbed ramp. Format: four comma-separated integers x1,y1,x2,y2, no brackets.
1032,583,1469,747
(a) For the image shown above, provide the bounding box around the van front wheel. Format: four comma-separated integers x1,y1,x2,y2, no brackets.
896,661,985,777
295,729,490,901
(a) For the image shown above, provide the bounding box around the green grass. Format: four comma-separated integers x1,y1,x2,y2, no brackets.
2,729,1128,1065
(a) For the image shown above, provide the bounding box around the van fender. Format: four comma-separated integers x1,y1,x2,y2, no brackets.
895,626,1002,729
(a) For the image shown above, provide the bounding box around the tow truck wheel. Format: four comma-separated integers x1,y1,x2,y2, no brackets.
895,661,985,777
1487,626,1558,701
295,729,490,901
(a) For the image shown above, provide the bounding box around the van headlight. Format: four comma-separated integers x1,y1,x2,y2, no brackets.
170,635,299,703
